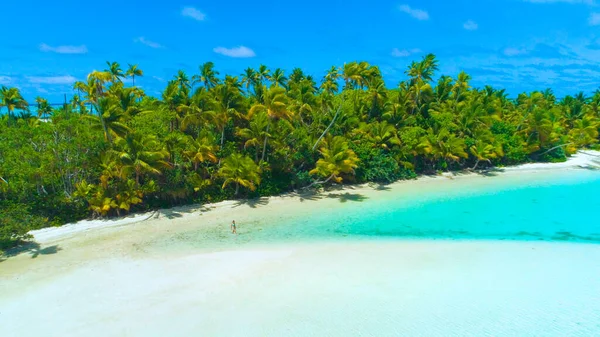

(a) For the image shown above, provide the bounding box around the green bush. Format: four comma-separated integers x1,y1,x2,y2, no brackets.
0,203,48,252
352,143,413,184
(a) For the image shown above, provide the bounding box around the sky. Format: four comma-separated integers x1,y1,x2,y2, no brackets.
2,0,600,103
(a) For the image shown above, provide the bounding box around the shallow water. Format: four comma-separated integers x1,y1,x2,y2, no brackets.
3,169,600,337
164,169,600,248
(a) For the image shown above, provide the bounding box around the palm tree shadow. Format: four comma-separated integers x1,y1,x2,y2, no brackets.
1,242,62,262
327,193,368,203
297,190,323,202
233,197,270,209
372,184,392,191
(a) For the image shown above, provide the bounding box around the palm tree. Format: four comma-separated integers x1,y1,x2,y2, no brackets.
35,97,53,119
126,64,143,87
310,135,360,184
174,70,191,91
0,86,28,122
469,139,503,170
115,133,170,186
184,133,219,170
257,64,271,86
105,61,125,82
418,128,468,170
193,62,220,90
241,67,258,93
270,68,288,88
85,97,131,144
320,66,340,94
248,86,291,161
237,111,270,162
219,153,261,195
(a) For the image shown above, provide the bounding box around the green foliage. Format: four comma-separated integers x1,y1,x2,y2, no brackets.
352,143,414,183
0,202,46,252
1,57,599,251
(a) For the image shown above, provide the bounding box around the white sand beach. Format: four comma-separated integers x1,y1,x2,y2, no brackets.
1,151,600,337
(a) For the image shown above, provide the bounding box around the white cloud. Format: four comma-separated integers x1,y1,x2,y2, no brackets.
213,46,256,58
526,0,594,4
39,43,87,54
134,37,164,48
181,6,206,21
0,76,12,85
589,12,600,25
463,20,478,31
398,5,429,20
27,75,77,85
391,48,422,57
504,47,528,56
152,76,165,82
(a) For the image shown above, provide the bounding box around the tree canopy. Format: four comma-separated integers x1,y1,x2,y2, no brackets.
2,55,599,252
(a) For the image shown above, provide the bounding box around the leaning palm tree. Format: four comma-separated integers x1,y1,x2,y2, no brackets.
125,64,143,87
85,97,130,144
115,133,170,186
310,135,360,184
218,153,261,195
469,139,503,170
0,86,29,122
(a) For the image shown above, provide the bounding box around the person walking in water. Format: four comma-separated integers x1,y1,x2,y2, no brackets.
231,220,237,234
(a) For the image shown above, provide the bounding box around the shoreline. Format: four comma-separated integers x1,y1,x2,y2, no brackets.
2,152,600,336
26,150,600,246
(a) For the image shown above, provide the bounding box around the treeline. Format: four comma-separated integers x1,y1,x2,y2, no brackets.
1,55,599,251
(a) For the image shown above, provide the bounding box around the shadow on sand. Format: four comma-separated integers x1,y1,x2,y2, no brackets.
233,197,270,209
1,242,62,262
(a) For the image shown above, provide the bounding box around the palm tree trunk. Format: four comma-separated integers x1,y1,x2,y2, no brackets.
132,75,135,87
235,182,239,195
221,128,225,148
100,115,112,144
261,122,271,162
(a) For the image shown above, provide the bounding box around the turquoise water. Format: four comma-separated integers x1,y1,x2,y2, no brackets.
235,170,600,244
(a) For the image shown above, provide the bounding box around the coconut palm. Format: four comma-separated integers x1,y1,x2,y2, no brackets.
35,97,53,119
184,132,219,170
85,97,131,144
310,135,360,184
219,153,261,195
257,64,271,85
237,111,270,162
418,127,468,170
0,86,28,121
115,133,170,186
105,61,125,82
126,64,144,87
193,62,220,90
241,67,258,93
174,70,191,91
469,139,503,170
248,86,291,161
270,68,288,88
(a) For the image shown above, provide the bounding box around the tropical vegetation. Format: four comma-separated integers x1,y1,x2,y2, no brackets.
2,55,600,251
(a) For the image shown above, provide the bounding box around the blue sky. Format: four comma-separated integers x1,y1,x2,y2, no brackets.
2,0,600,102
